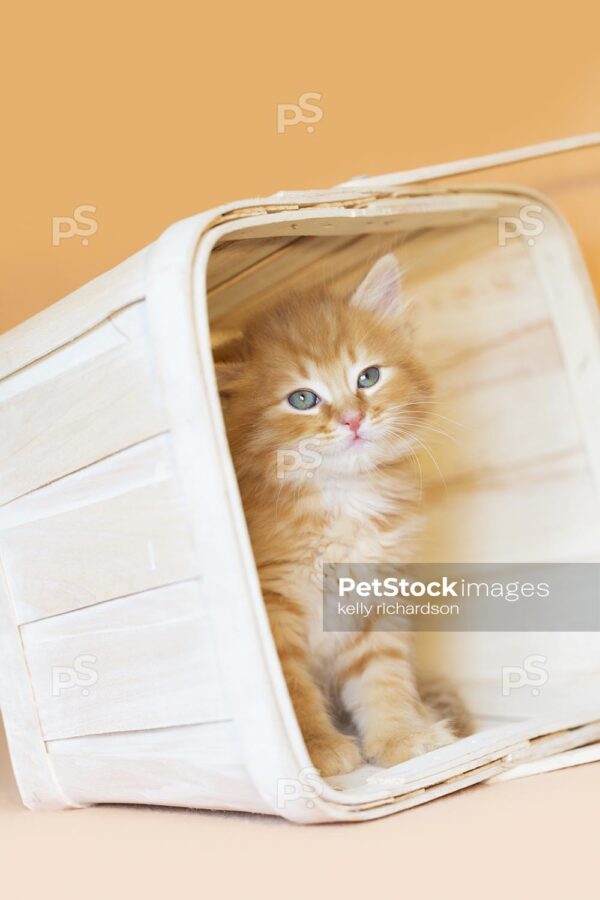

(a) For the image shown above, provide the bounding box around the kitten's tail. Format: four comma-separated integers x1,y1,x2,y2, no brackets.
417,672,474,738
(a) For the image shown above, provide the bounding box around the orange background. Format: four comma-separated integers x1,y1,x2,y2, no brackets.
1,0,599,335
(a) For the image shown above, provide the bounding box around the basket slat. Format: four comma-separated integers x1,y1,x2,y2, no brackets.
207,236,297,290
0,248,148,380
20,580,227,741
0,334,166,506
46,721,268,812
1,462,201,623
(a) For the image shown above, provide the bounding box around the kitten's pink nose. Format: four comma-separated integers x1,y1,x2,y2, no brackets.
341,411,364,435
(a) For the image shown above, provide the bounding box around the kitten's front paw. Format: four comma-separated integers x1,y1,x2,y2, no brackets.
364,720,456,768
306,732,362,777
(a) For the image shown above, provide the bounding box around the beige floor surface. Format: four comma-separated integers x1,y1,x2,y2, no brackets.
1,720,598,899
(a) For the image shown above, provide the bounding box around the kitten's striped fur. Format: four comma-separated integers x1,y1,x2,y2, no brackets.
217,255,470,776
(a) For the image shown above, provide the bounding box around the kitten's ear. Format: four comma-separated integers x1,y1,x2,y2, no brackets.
350,254,405,319
214,361,246,399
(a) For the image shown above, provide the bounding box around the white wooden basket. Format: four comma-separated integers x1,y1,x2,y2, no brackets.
1,135,600,823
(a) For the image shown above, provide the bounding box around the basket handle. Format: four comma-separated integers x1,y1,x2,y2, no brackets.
339,132,600,190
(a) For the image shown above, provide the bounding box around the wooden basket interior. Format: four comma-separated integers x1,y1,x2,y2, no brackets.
206,196,600,725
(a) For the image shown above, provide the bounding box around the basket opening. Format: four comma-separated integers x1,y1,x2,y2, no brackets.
206,201,600,797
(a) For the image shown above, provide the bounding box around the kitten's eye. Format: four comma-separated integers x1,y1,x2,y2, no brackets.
288,390,320,410
357,366,380,389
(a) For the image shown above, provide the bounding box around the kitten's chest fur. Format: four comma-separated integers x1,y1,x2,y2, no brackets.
318,477,403,561
250,464,421,605
305,470,422,654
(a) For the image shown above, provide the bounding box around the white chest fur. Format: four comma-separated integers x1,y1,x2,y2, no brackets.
297,475,420,657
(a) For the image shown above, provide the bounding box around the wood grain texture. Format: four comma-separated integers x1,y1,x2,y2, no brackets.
206,206,513,329
207,234,358,326
0,557,74,808
408,221,600,564
0,247,148,380
207,236,296,290
0,303,145,405
21,580,227,740
0,325,166,506
0,436,200,623
45,721,268,811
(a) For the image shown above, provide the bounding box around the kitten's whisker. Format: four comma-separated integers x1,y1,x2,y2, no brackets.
406,445,424,500
386,413,460,443
381,426,449,495
410,435,449,495
394,419,463,446
401,402,466,429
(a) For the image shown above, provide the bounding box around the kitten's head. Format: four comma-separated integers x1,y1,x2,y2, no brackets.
216,254,432,482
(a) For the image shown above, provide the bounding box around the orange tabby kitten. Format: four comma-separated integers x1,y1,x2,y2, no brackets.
217,254,467,776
